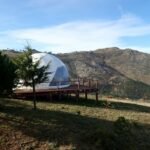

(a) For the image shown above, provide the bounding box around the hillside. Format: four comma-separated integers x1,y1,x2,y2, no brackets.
1,47,150,98
58,47,150,85
95,47,150,85
0,98,150,149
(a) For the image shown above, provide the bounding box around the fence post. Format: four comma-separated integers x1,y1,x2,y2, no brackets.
88,79,91,88
96,80,98,89
96,91,98,103
76,91,79,101
85,91,87,100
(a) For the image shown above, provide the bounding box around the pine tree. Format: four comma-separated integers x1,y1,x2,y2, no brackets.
15,46,49,109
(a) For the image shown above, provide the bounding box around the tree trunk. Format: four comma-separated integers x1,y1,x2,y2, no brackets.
32,79,36,110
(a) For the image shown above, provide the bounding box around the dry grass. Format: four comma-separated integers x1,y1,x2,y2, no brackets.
0,97,150,149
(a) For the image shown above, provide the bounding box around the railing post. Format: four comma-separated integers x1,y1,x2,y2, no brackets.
78,77,80,89
96,91,98,103
88,79,91,88
76,90,79,101
85,91,87,100
96,80,98,89
83,78,85,86
49,93,52,101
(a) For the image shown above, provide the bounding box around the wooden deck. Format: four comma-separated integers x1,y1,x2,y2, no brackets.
13,78,99,101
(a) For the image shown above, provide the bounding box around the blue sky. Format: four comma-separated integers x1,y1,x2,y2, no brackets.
0,0,150,54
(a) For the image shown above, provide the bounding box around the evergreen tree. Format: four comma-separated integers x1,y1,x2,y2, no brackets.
0,52,17,95
15,46,49,109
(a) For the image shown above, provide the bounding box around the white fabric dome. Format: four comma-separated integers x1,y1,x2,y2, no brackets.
17,53,70,90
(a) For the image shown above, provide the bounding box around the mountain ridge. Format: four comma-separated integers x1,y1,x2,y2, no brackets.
1,47,150,85
57,47,150,85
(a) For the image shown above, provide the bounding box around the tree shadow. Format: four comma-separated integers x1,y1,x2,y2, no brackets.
0,100,113,149
41,96,150,113
106,100,150,113
0,99,150,149
6,94,150,113
0,98,31,107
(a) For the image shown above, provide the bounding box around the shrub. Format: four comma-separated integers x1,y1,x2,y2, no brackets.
83,117,136,150
113,117,136,150
0,52,17,95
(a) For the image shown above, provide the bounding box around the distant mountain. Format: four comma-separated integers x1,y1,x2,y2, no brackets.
58,51,126,85
94,47,150,85
1,47,150,99
58,47,150,85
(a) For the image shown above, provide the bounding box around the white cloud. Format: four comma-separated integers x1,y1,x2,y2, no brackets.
1,14,150,53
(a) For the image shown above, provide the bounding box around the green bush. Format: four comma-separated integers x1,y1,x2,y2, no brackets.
114,116,132,134
0,52,17,95
113,117,136,150
83,117,136,150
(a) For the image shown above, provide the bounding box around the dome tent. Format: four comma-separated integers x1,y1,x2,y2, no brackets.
17,53,70,90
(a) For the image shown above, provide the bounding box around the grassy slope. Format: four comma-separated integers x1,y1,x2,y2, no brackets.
0,98,150,150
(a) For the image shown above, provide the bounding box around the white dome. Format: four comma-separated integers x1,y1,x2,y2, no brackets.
17,53,70,90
